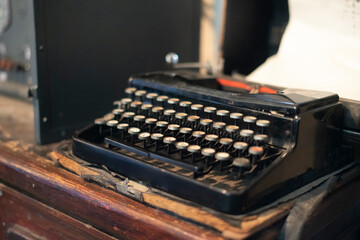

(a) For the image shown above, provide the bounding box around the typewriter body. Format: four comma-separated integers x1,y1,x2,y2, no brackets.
73,71,346,214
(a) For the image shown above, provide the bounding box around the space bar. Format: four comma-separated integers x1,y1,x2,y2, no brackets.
105,137,199,174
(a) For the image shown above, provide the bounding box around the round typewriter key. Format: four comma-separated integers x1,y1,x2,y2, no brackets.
151,133,163,140
240,129,254,138
103,113,115,121
117,123,129,139
205,134,219,147
213,122,226,136
163,136,176,144
249,146,264,165
176,141,189,150
125,87,137,95
168,124,180,130
234,141,248,157
112,109,124,121
244,116,257,123
219,138,233,145
141,104,153,110
156,95,169,107
128,127,140,144
232,157,251,179
233,157,251,168
156,121,168,128
180,127,192,134
179,101,192,107
139,132,150,140
164,109,176,122
141,104,153,116
233,141,248,150
134,115,146,128
164,136,177,153
200,119,213,126
167,98,180,109
146,92,158,99
146,92,159,104
94,118,106,135
226,125,239,138
254,134,268,143
152,106,164,113
128,127,141,135
152,106,164,118
180,127,192,141
256,119,270,134
215,152,231,171
179,101,192,112
138,132,151,149
192,130,205,138
201,148,216,157
244,116,257,129
220,137,233,151
187,145,201,153
156,121,168,133
135,90,147,101
121,98,132,104
191,104,203,115
202,148,216,166
175,112,187,119
117,123,129,130
123,112,135,124
256,119,270,127
145,118,157,132
217,109,229,122
215,152,230,161
230,112,243,119
176,141,189,159
205,134,219,141
204,106,217,118
130,101,142,108
120,98,132,111
151,133,164,151
95,118,106,125
164,109,176,115
187,115,200,128
188,145,201,162
230,112,243,125
193,130,205,144
145,118,157,124
106,120,118,128
200,119,213,133
213,122,226,129
187,115,200,122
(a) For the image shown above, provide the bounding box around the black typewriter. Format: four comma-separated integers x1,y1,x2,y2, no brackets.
73,70,348,214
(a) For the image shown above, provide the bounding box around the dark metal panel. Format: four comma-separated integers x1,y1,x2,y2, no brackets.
33,0,201,144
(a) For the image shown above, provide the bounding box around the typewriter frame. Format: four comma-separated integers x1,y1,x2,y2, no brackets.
73,72,346,214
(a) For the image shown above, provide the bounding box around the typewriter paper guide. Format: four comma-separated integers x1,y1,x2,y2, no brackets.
248,0,360,101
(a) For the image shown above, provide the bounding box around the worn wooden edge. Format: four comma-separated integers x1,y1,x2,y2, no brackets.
52,150,294,240
0,184,118,240
0,143,222,240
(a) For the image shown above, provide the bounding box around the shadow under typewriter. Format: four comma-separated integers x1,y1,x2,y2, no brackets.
73,71,351,214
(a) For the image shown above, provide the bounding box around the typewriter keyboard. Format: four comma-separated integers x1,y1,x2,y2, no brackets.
89,87,285,192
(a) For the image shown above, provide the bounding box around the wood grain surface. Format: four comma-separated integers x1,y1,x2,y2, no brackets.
0,184,117,240
0,143,222,240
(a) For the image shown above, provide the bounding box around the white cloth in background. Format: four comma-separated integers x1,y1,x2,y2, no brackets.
248,0,360,100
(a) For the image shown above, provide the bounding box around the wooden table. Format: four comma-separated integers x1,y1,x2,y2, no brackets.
1,94,360,240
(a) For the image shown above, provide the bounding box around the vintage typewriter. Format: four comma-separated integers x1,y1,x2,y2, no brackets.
73,70,347,214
